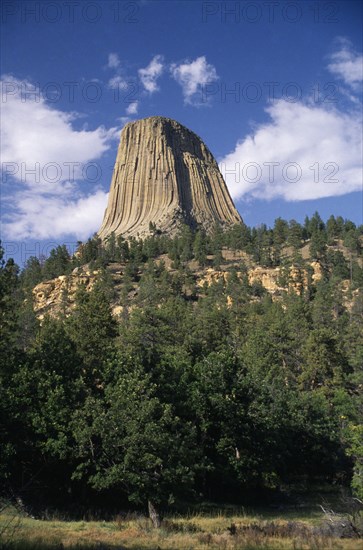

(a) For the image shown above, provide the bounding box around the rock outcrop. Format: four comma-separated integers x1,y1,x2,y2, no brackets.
196,262,323,297
32,258,328,320
98,116,242,239
32,267,99,320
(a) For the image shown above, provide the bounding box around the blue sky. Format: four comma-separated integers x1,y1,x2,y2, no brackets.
1,0,362,264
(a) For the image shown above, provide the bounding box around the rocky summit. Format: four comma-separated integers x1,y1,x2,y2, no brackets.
98,116,242,239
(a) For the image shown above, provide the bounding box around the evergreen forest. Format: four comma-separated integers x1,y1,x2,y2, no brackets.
1,212,362,530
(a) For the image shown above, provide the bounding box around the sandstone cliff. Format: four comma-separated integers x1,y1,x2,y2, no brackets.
32,267,99,320
98,116,242,239
32,257,330,321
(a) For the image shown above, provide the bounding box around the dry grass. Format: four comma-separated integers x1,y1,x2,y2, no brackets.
1,505,362,550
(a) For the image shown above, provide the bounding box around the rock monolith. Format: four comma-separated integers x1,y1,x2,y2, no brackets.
98,116,242,239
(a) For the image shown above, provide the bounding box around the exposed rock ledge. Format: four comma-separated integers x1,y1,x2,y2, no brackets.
32,261,326,320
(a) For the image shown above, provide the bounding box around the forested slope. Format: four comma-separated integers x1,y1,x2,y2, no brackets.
1,212,362,524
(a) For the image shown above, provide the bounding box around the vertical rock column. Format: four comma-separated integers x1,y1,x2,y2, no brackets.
98,116,242,239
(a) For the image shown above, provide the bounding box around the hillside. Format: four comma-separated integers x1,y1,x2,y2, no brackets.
32,241,360,321
1,213,362,531
28,213,362,320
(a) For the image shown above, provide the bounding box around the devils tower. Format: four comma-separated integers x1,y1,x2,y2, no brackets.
98,116,242,239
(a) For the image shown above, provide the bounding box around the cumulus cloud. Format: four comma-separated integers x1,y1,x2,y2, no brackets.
117,116,131,126
125,101,139,115
106,54,129,91
327,38,363,90
1,76,118,186
138,55,164,93
170,56,218,105
3,189,109,241
219,100,362,202
1,76,118,240
108,74,128,90
107,52,120,69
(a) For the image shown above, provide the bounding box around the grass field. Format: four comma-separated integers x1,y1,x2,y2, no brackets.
1,503,362,550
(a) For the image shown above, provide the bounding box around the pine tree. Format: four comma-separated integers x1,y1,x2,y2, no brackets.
43,245,71,279
66,282,117,387
72,360,198,527
20,256,43,290
193,230,208,266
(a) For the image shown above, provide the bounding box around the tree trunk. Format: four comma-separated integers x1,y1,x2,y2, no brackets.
148,499,161,528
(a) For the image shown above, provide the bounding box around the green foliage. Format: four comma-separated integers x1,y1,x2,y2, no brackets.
43,245,71,279
344,228,361,254
0,252,21,357
326,250,350,280
65,283,117,385
13,318,84,459
287,219,303,251
345,423,363,499
72,361,198,510
20,256,43,290
224,223,252,251
309,231,327,261
0,246,23,483
273,217,289,245
300,327,349,390
193,230,208,266
305,211,325,237
1,213,362,517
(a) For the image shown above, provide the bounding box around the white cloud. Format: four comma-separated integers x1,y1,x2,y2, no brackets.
106,53,129,90
107,52,120,69
1,76,118,187
126,101,139,115
219,100,362,202
170,56,218,105
108,75,128,90
138,55,164,93
327,38,363,90
3,189,109,241
117,116,131,126
0,76,119,240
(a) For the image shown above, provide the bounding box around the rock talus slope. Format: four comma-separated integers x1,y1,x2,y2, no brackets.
98,116,242,239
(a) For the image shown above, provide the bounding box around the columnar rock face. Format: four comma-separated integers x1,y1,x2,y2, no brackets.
98,116,242,239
